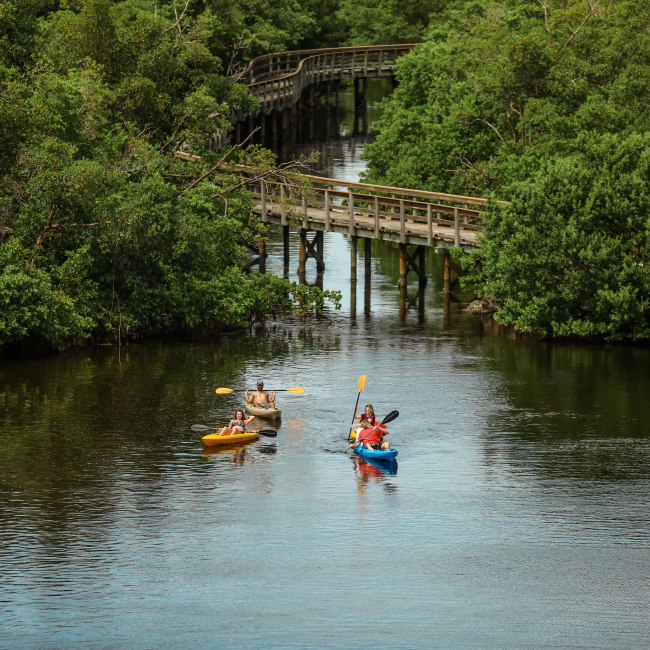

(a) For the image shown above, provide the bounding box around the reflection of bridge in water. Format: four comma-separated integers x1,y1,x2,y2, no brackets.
198,45,507,315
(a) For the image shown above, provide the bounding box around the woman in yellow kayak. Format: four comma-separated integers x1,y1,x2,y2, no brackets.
219,409,255,436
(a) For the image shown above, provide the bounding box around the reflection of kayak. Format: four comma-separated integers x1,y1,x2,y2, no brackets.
245,403,282,420
358,457,398,476
353,445,398,462
202,443,250,455
202,430,259,446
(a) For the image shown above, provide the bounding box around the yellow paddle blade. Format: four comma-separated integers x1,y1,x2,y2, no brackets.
215,387,233,394
286,387,304,393
358,375,366,393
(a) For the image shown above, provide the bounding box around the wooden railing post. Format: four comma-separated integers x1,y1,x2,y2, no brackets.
400,199,406,244
427,203,433,247
454,207,460,247
349,191,355,237
280,185,287,226
302,196,308,228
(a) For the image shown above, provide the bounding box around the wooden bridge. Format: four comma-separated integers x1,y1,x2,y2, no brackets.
176,153,503,294
195,43,505,298
209,44,418,149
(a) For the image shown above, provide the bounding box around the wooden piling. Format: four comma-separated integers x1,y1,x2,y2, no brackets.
364,237,371,278
443,251,450,293
418,245,426,286
283,225,290,275
398,243,407,288
298,228,307,274
316,231,324,273
350,235,358,282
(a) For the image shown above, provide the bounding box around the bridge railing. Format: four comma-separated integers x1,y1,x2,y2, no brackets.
242,44,418,85
241,45,418,116
174,153,505,247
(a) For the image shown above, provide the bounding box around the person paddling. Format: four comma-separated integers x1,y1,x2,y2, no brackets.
351,404,389,435
350,416,391,452
219,409,255,436
245,381,277,409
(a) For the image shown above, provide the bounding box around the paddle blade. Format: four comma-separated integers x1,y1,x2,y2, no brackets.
216,388,233,394
258,430,278,437
192,424,214,431
381,410,399,425
358,375,366,393
286,387,304,393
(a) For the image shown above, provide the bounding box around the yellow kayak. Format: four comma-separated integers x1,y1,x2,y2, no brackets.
202,430,260,446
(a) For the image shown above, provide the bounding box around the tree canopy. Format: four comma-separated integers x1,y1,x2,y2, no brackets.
362,0,650,340
0,0,340,351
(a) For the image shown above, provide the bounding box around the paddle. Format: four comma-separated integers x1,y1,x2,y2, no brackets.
216,387,304,394
348,375,366,441
346,410,399,453
191,424,277,437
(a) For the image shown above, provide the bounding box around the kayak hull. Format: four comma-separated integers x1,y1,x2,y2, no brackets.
245,403,282,420
353,446,398,462
202,431,259,446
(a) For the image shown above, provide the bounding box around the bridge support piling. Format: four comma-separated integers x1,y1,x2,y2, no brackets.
316,231,324,273
350,235,358,282
398,243,407,289
271,112,277,135
298,229,307,275
283,225,290,277
260,113,266,139
443,250,450,293
335,81,340,107
235,122,241,144
364,237,371,278
309,86,314,109
326,83,331,107
248,116,254,141
363,77,368,103
418,245,426,286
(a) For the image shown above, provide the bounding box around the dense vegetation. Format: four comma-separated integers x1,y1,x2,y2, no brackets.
4,0,650,348
0,0,346,352
363,0,650,341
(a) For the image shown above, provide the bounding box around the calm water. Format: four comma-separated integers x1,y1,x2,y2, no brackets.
2,81,650,649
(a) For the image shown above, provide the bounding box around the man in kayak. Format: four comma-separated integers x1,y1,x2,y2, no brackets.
350,416,391,452
245,381,277,409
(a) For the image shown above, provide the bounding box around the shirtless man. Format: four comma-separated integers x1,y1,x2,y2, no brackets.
245,381,276,409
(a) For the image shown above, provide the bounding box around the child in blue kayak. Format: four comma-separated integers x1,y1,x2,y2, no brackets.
350,415,391,451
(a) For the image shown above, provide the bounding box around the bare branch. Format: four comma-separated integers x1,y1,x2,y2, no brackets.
564,0,601,48
165,0,190,35
536,0,550,32
177,127,259,195
467,118,505,142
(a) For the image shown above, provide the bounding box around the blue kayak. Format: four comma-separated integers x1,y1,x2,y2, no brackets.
353,445,398,462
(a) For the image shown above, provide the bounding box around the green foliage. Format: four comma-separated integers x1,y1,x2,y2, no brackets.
364,0,650,340
0,0,341,351
337,0,446,45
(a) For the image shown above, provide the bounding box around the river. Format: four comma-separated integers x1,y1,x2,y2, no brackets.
2,79,650,649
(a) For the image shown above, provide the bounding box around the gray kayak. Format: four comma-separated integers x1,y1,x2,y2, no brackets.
245,403,282,420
